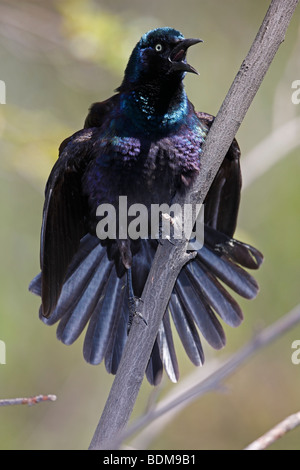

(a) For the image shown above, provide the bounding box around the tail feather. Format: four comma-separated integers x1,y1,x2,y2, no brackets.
56,253,113,345
105,285,128,375
131,239,156,297
175,269,226,350
38,241,106,326
169,290,204,366
146,339,163,386
197,245,259,299
29,273,42,296
30,227,263,384
83,267,123,365
184,261,243,328
157,310,179,383
222,239,263,270
28,237,100,310
204,225,263,270
65,234,102,278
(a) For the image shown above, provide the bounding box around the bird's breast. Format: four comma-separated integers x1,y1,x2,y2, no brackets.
83,124,206,214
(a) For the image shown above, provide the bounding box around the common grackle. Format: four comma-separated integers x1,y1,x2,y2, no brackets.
29,28,263,385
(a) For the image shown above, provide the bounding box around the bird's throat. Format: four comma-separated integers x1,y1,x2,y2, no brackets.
121,81,189,135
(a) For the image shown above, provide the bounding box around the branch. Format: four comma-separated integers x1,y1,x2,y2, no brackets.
0,394,57,407
114,303,300,448
244,411,300,450
89,0,299,450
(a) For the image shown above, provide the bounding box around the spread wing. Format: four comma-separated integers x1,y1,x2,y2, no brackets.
40,94,120,319
40,128,98,318
196,111,262,271
197,111,241,238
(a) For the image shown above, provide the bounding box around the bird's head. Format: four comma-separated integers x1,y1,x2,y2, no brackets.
119,27,202,90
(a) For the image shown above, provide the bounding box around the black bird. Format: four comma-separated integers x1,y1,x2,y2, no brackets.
29,27,263,385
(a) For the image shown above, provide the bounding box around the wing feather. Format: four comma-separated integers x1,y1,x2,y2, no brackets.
40,128,97,317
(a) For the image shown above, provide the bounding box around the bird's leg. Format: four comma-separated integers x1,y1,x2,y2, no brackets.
127,267,147,334
117,239,146,331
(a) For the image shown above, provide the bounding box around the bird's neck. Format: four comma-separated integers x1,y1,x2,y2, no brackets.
120,80,189,135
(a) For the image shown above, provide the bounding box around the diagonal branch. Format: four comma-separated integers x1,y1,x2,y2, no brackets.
89,0,299,450
118,303,300,449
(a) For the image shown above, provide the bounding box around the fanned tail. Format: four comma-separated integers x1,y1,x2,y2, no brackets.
29,229,263,385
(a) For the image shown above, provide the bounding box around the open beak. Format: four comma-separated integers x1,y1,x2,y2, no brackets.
168,38,203,75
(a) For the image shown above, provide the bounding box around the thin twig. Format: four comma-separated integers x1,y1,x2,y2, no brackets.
244,411,300,450
89,0,300,450
0,394,57,407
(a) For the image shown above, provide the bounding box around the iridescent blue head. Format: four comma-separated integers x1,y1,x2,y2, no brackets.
119,27,202,90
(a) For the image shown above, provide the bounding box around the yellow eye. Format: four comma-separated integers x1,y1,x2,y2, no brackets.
155,43,163,52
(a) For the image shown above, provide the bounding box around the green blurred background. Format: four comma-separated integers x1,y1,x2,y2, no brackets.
0,0,300,450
